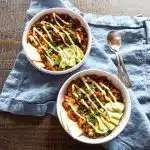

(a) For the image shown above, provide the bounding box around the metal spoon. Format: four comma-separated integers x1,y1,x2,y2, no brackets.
107,31,122,82
107,31,132,88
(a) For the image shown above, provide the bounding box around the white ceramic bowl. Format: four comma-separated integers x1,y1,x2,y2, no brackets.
22,8,92,75
57,69,131,144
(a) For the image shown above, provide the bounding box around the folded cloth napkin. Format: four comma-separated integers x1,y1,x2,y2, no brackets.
0,0,150,149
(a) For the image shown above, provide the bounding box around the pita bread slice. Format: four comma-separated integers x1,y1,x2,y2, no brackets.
59,107,83,139
60,107,70,133
66,118,83,139
26,43,45,68
26,43,42,61
32,61,45,68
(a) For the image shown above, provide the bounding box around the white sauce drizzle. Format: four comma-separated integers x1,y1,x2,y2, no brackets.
29,13,79,55
67,99,105,134
77,33,81,43
87,78,112,102
81,77,110,115
32,34,47,51
73,84,103,115
63,30,75,45
55,14,69,25
29,35,38,45
42,25,53,42
33,27,52,47
67,101,85,120
57,47,69,64
99,82,117,102
53,13,75,45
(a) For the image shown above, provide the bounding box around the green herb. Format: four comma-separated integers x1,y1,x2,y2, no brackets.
41,55,46,61
52,43,57,47
71,23,77,29
104,130,111,137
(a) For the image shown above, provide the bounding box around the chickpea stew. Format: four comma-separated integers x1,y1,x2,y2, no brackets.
62,75,125,138
27,12,88,71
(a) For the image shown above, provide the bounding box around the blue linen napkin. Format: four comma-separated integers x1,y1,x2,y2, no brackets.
0,0,150,149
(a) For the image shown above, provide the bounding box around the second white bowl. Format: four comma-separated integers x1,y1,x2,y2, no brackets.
57,69,131,144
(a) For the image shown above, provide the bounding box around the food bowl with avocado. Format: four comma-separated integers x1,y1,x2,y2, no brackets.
22,8,92,75
57,69,131,144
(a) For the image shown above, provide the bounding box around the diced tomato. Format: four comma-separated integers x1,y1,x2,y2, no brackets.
112,88,119,93
64,96,70,100
49,14,53,19
68,93,72,97
45,61,52,69
62,102,70,110
67,110,77,122
75,98,79,104
67,85,72,93
64,96,76,104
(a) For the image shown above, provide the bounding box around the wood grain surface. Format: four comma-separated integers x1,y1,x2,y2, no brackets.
70,0,150,17
0,0,150,149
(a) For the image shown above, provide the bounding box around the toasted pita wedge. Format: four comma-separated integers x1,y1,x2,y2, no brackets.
26,43,45,68
32,61,45,68
66,118,83,139
60,107,70,133
60,107,83,139
26,43,42,61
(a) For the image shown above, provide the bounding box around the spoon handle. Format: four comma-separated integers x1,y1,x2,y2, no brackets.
115,52,122,81
117,52,132,88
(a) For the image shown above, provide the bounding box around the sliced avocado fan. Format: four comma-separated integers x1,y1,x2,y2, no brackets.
55,45,84,70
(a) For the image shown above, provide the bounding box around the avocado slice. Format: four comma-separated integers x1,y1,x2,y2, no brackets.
96,116,109,133
66,50,76,67
108,117,120,126
59,59,67,69
105,102,125,113
101,116,116,130
94,121,108,134
108,110,123,120
63,47,76,67
112,102,125,113
55,55,61,65
70,45,84,63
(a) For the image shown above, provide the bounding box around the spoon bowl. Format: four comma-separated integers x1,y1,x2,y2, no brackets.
107,31,121,51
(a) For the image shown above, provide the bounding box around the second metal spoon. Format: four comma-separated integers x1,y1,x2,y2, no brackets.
107,31,132,88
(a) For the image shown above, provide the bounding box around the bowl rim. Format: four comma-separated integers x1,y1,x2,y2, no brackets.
57,69,131,144
22,8,92,75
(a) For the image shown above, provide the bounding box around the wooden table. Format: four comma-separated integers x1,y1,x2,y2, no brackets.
0,0,150,149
